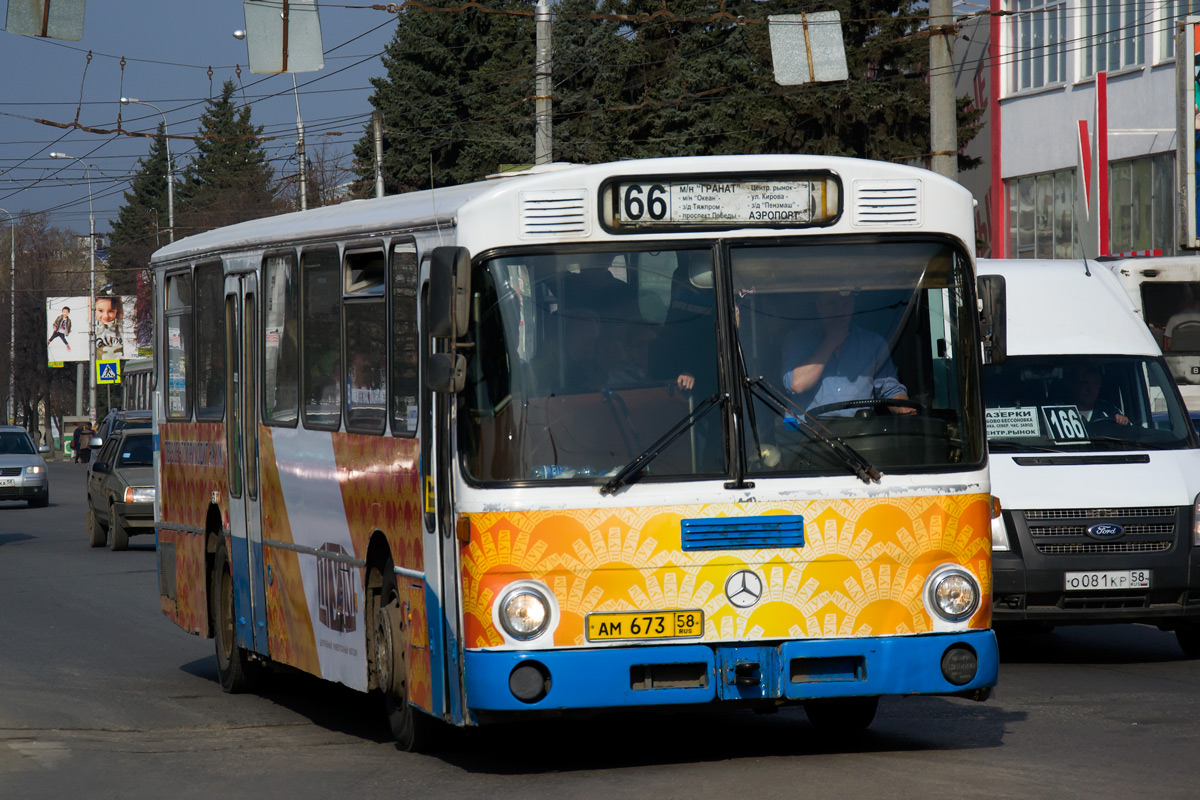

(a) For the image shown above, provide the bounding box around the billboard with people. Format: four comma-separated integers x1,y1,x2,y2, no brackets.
45,295,137,363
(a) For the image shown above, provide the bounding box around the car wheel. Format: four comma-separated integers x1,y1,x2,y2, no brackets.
109,507,129,551
88,506,106,547
210,539,261,693
29,489,49,509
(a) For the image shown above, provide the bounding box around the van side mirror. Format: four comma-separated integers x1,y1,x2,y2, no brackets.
426,246,472,394
429,246,471,339
977,274,1007,365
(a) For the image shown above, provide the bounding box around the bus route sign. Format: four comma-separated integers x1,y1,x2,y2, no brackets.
605,175,840,231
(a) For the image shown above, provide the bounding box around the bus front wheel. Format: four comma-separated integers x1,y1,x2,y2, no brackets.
803,696,879,735
210,540,260,693
374,568,438,752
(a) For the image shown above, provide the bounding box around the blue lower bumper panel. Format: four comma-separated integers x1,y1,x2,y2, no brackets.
464,631,998,712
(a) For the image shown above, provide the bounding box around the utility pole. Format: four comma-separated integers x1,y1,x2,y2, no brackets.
534,0,552,165
929,0,957,181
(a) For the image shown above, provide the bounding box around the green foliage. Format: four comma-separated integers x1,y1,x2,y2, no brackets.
107,123,171,297
355,1,981,188
177,80,277,235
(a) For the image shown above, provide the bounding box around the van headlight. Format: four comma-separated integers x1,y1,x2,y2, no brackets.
924,565,981,623
499,585,552,640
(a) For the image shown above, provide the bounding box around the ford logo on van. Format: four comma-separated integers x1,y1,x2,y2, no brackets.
1086,523,1125,540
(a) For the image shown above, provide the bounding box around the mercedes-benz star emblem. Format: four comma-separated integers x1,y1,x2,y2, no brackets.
724,569,764,609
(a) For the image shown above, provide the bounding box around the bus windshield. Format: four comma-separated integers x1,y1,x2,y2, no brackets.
461,239,980,484
983,355,1194,452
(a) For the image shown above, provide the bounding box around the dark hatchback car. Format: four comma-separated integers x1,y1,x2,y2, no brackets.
87,429,155,550
89,409,152,448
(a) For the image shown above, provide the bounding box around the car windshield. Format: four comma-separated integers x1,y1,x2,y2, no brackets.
117,434,154,466
983,355,1195,451
459,238,980,485
0,432,35,455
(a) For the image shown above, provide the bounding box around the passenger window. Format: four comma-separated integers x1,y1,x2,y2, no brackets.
391,241,419,436
344,246,387,434
302,247,341,429
165,271,192,420
263,251,300,425
194,262,226,420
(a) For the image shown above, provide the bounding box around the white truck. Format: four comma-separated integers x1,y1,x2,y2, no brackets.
977,258,1200,654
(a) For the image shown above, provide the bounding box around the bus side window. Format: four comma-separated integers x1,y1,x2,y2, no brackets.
344,245,387,435
194,262,226,420
301,247,342,430
390,241,419,437
262,251,300,425
164,271,193,420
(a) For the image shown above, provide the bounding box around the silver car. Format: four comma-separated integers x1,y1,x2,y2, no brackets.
0,426,51,508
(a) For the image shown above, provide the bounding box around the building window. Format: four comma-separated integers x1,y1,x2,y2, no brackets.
1010,0,1067,92
1109,153,1176,256
1006,169,1080,259
1160,2,1200,61
1083,0,1145,77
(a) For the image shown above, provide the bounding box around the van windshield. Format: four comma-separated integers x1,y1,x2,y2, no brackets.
983,355,1194,452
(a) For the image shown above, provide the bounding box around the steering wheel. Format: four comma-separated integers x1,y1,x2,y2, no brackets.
807,397,926,418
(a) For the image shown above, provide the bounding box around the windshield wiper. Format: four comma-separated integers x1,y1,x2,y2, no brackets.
600,392,725,495
746,378,881,484
1085,435,1173,451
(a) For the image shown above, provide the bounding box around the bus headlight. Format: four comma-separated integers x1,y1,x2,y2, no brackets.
499,586,551,640
991,496,1010,552
924,565,981,623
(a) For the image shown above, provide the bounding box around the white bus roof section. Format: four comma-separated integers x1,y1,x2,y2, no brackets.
151,154,975,266
977,258,1159,357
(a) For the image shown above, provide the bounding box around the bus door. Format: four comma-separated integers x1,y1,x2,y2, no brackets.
224,272,269,656
421,276,465,724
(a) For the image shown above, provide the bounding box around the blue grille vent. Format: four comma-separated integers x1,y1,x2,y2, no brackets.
681,515,805,551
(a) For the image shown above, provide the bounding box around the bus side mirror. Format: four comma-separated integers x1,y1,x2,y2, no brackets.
429,246,471,339
426,246,471,394
977,274,1007,365
427,352,466,394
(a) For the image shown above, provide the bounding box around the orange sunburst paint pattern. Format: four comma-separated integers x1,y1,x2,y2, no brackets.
460,494,992,649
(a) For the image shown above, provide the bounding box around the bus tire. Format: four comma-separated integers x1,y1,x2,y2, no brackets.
803,696,879,735
1176,624,1200,659
375,567,438,752
88,507,106,547
210,540,260,693
109,509,129,551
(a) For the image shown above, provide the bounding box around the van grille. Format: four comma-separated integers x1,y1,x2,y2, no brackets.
1035,541,1172,555
1024,507,1174,520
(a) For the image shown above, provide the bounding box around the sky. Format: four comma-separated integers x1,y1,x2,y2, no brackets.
0,1,398,237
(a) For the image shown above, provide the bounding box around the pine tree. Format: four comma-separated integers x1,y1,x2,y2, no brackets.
177,80,277,235
352,2,536,194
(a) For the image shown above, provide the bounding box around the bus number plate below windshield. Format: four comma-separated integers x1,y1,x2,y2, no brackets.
611,178,830,229
586,610,705,641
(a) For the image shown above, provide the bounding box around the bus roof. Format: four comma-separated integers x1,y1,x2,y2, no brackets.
977,258,1159,357
151,155,973,266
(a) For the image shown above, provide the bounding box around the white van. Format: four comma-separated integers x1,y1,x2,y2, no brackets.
977,258,1200,655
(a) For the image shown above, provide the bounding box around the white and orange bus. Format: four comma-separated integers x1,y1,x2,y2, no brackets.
151,155,997,750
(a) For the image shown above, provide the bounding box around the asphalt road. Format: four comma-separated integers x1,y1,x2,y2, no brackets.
2,460,1199,799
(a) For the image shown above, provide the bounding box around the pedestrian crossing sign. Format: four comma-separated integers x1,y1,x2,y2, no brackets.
96,360,121,384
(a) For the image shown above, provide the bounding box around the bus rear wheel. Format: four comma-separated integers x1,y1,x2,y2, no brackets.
210,540,260,693
803,696,879,735
374,568,438,752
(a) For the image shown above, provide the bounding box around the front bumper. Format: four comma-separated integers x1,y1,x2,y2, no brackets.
464,631,997,714
0,475,48,502
113,501,154,532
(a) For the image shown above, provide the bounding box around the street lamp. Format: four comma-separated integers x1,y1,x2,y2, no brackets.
0,207,13,425
233,28,307,211
120,97,175,243
48,152,97,426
